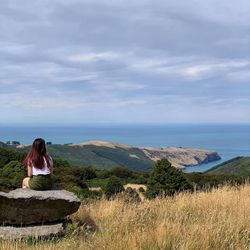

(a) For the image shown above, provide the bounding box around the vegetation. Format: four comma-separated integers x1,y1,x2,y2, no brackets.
1,146,249,200
0,161,26,191
1,142,250,248
206,156,250,176
184,172,247,190
0,147,25,169
16,144,154,171
0,147,148,196
1,185,250,249
146,159,192,198
103,176,125,199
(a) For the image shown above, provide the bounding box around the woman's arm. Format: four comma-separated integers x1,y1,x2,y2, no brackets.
49,156,53,173
27,164,33,177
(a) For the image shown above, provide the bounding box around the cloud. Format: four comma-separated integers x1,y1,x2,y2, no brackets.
0,0,249,124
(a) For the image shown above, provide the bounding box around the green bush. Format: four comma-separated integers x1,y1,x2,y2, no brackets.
53,159,71,168
110,167,132,178
146,159,193,199
128,176,147,184
103,176,125,200
184,172,247,190
0,160,27,189
72,186,103,200
96,169,111,179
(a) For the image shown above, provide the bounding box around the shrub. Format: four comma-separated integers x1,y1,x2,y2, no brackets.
122,187,141,203
129,175,147,184
146,159,193,199
71,186,102,200
96,169,111,179
184,172,247,191
0,160,26,189
103,176,125,200
53,159,71,168
110,167,132,178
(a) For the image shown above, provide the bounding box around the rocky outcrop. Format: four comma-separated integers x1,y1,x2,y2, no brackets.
141,147,221,169
71,141,221,169
0,189,81,225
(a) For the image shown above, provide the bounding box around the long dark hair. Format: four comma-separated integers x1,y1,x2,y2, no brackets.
23,138,51,169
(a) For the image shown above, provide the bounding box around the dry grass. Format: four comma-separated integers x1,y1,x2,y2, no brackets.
1,185,250,250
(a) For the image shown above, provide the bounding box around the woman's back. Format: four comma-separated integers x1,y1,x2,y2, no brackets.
31,156,53,176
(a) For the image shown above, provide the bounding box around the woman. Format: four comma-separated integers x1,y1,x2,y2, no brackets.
22,138,53,190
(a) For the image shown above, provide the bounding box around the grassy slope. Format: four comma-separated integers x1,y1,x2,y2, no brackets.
16,144,154,171
1,185,250,250
206,156,250,176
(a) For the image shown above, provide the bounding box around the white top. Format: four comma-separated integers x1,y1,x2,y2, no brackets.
30,156,53,176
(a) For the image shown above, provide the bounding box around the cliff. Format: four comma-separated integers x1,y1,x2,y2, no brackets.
71,141,221,169
141,146,221,168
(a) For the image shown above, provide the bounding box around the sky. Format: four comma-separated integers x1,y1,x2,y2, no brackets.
0,0,249,125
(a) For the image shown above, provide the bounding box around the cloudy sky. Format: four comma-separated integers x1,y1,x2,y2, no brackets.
0,0,249,125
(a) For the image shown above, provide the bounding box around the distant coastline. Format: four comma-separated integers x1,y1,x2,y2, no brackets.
0,124,249,172
6,140,221,171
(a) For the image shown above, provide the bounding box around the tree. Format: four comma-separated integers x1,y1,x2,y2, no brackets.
103,176,125,200
146,159,193,198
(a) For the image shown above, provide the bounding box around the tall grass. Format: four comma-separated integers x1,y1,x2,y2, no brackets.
1,185,250,250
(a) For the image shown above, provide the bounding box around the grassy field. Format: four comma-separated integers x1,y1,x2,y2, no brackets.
1,184,250,250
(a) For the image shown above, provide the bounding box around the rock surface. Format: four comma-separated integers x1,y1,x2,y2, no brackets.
0,189,81,225
0,222,64,239
141,147,221,168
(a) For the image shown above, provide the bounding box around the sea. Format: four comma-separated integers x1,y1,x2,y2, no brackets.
0,123,249,173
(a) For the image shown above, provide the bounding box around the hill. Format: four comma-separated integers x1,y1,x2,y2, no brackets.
0,141,8,148
206,156,250,176
0,146,245,194
13,141,221,171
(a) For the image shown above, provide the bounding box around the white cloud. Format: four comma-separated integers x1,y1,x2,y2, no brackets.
0,0,249,123
68,52,119,63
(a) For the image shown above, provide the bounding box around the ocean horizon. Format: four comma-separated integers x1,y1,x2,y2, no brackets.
0,123,249,172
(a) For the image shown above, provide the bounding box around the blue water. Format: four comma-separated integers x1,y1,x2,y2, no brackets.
0,124,249,172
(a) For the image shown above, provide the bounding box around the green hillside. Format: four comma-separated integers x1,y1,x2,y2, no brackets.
16,144,154,171
0,146,247,195
0,146,25,168
206,157,250,176
0,141,8,148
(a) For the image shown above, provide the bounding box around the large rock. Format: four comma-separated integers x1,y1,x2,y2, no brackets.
0,189,81,225
0,222,64,239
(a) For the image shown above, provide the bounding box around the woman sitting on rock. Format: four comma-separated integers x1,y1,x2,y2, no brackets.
22,138,53,190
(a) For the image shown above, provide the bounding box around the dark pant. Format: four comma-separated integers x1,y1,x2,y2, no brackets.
29,174,53,190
